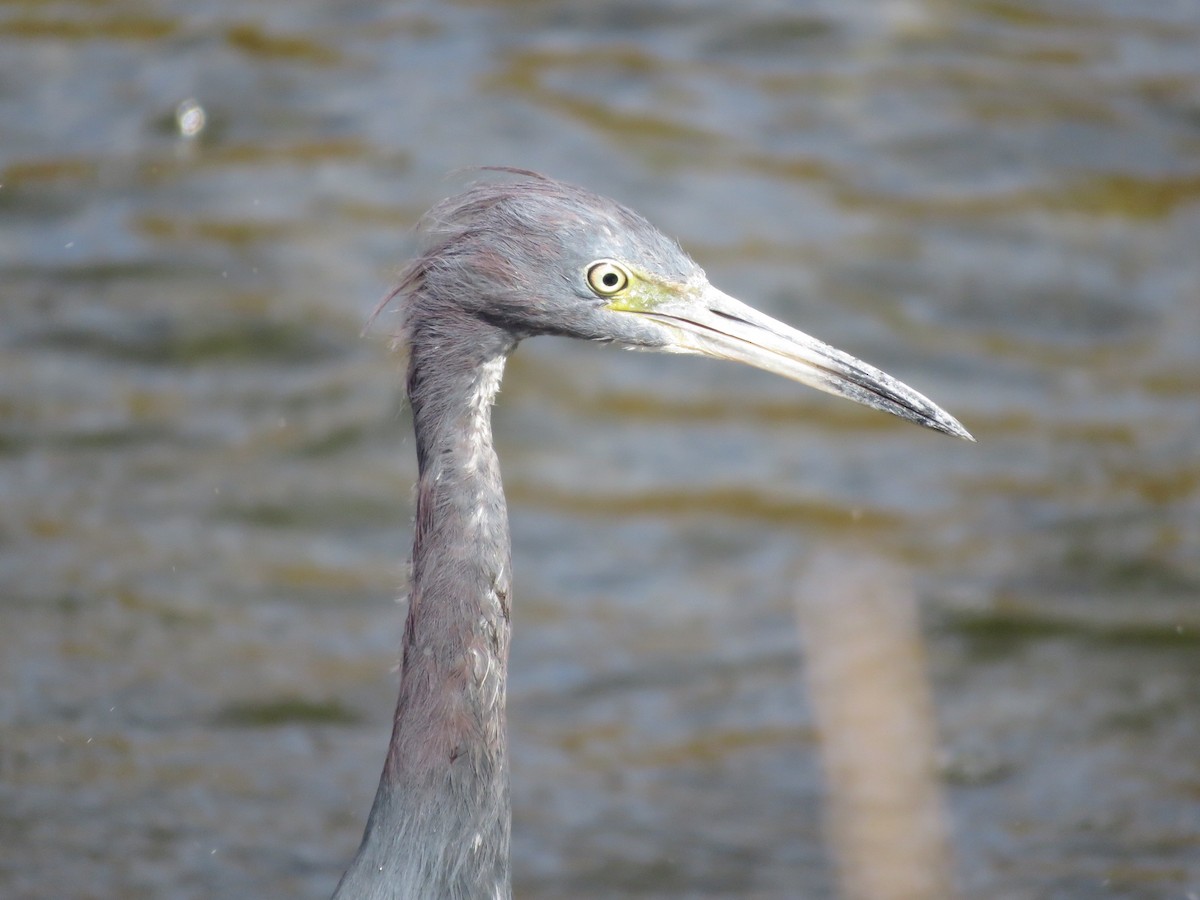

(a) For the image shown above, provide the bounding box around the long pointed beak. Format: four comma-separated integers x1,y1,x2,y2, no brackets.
630,285,973,441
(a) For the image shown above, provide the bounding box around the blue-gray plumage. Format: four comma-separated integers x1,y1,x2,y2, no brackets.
332,170,972,900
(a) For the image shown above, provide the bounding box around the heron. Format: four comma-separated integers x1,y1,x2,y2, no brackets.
332,169,971,899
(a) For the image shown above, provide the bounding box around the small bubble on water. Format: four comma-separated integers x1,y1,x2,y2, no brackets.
176,98,207,139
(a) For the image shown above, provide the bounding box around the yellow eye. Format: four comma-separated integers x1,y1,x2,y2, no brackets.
586,260,630,296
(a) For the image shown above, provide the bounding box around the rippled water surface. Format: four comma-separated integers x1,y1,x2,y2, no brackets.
2,2,1199,898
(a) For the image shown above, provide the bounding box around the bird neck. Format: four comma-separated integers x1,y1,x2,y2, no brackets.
334,328,516,899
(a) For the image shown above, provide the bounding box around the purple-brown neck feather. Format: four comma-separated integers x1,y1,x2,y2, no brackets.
334,283,517,900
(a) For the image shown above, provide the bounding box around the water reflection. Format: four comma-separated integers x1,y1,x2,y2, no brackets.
796,550,956,900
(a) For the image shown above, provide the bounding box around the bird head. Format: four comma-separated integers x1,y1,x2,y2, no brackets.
392,170,972,441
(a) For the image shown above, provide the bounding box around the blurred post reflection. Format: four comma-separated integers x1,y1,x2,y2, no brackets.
795,549,957,900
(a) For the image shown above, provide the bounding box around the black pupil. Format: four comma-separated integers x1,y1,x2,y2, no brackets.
602,271,619,288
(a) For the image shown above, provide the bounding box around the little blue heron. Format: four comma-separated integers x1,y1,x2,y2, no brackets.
332,170,971,899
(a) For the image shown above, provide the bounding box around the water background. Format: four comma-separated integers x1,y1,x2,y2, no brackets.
2,1,1198,897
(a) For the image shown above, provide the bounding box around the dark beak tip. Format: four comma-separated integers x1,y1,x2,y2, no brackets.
939,418,975,442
